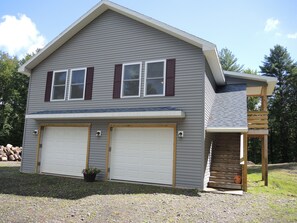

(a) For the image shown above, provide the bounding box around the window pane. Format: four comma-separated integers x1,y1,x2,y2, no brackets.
146,79,164,95
72,70,85,84
53,86,65,99
54,72,66,85
147,62,164,78
124,64,140,80
71,84,84,99
123,80,139,96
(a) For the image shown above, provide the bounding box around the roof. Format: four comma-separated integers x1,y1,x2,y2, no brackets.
206,84,248,133
25,107,185,120
18,0,225,85
224,71,277,96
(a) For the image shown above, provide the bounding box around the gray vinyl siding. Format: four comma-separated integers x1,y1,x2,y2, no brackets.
203,60,216,188
22,10,206,188
203,132,215,189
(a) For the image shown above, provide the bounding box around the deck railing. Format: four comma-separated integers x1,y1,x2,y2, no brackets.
247,111,268,130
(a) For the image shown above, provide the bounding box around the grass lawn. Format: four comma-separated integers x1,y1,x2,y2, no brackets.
248,163,297,222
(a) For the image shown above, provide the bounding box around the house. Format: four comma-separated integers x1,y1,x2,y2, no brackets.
18,0,277,191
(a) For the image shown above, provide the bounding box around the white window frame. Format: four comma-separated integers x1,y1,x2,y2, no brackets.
68,68,87,101
144,59,166,97
120,62,142,98
50,69,68,101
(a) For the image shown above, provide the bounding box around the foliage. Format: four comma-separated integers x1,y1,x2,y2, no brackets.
260,45,297,163
0,52,31,146
82,167,101,175
219,48,244,72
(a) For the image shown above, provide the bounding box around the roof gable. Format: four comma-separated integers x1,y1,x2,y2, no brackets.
18,0,225,85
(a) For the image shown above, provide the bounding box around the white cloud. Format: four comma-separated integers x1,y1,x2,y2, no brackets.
0,14,46,58
287,33,297,39
264,18,280,32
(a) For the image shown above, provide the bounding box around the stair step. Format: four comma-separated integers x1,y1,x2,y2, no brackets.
208,181,242,190
212,160,240,165
209,175,236,181
211,166,241,172
208,178,235,184
211,163,241,168
210,171,242,177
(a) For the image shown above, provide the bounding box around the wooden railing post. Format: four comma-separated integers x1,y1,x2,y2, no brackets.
243,133,248,192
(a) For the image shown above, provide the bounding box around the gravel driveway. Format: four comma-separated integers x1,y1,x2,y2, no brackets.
1,191,295,222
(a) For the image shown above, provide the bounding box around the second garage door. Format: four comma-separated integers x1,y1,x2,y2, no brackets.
40,126,89,177
109,127,174,185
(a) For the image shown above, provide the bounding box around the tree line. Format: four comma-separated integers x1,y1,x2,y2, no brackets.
0,45,296,163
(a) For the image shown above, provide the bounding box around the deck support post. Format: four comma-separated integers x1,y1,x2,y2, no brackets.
243,133,248,192
264,134,268,186
261,138,264,181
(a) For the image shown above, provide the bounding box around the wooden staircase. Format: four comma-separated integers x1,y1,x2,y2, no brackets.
208,134,242,190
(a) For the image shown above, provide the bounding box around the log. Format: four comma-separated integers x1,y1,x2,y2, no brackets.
0,157,7,161
8,155,15,161
6,144,13,149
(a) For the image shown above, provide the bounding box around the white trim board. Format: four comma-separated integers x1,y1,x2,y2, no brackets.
206,127,248,133
26,110,186,120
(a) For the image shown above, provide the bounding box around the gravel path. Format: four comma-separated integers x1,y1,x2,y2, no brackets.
0,192,296,222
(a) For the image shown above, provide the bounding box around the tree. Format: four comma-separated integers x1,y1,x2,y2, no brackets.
260,45,297,162
219,48,244,72
0,52,30,146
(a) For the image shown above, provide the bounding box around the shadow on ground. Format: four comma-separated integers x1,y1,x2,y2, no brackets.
248,162,297,174
0,166,200,200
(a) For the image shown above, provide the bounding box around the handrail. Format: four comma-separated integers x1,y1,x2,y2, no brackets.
247,111,268,130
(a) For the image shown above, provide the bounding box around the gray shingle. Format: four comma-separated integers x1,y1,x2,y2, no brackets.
207,84,247,128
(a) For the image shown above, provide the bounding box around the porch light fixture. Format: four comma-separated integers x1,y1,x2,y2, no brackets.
178,131,184,138
96,130,102,137
32,129,38,135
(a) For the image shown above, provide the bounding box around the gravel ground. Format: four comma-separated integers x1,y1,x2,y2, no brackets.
0,189,296,222
0,162,296,222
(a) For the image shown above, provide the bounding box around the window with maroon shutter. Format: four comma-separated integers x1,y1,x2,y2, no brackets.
113,64,122,99
44,71,53,102
165,59,175,96
85,67,94,100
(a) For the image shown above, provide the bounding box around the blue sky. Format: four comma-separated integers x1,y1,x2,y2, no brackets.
0,0,296,71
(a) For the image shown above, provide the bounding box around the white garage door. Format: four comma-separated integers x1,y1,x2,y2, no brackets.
110,127,174,185
40,126,88,177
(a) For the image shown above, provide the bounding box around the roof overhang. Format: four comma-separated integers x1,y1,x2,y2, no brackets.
18,0,225,85
25,110,185,120
224,71,277,96
206,127,248,133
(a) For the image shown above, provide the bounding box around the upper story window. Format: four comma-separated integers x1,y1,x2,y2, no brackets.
68,68,86,100
51,70,68,101
144,60,166,96
121,62,141,98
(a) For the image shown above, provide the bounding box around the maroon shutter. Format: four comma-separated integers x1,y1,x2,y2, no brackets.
113,64,122,99
85,67,94,100
165,59,176,96
44,71,53,102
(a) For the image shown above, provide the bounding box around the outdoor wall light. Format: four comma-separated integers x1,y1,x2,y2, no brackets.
33,129,38,135
178,131,184,138
96,130,102,137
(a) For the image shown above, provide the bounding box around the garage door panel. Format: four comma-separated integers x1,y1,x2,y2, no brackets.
110,127,174,185
40,126,88,177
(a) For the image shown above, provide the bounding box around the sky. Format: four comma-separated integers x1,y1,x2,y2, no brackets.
0,0,296,71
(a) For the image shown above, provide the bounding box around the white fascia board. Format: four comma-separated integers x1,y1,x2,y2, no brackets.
206,127,248,133
18,0,218,76
204,49,225,85
224,71,277,95
26,110,186,120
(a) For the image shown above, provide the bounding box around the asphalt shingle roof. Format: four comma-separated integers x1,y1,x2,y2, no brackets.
207,84,247,128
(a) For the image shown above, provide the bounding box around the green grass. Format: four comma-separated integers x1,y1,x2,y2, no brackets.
248,163,297,196
0,165,199,200
248,163,297,222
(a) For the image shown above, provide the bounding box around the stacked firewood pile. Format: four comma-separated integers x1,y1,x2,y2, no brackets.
0,144,22,161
